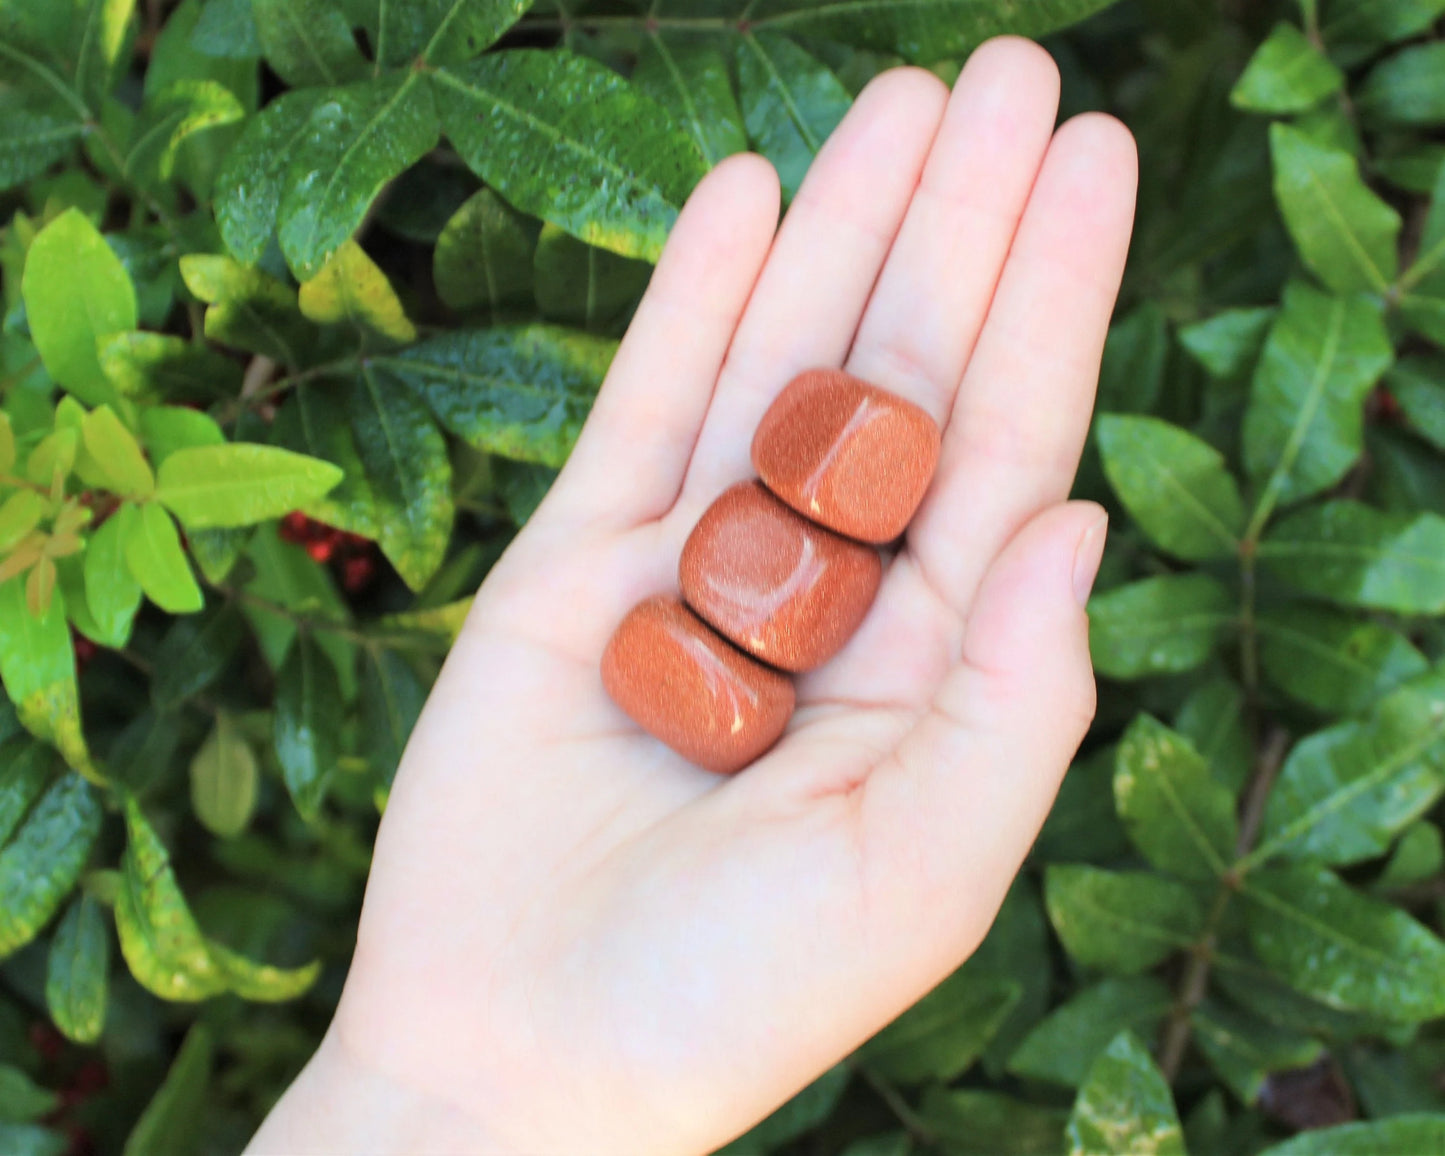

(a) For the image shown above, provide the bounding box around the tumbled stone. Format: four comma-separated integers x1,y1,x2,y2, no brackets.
601,595,794,774
752,369,942,544
680,481,882,673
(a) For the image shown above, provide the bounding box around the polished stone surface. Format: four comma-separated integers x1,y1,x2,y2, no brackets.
752,369,942,544
601,595,795,774
680,482,882,672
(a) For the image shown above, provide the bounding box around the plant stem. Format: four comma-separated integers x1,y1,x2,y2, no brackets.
1156,724,1290,1081
851,1062,938,1148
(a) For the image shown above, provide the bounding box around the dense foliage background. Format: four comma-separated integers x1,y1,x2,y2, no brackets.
2,0,1445,1152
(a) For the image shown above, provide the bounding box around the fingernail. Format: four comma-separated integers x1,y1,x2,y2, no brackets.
1072,513,1109,607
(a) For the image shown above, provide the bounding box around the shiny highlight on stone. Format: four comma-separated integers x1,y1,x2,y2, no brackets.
600,595,795,774
680,482,882,673
751,369,942,544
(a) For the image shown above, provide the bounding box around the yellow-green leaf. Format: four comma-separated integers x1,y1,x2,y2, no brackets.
117,502,203,614
81,405,154,497
155,443,344,530
298,240,416,342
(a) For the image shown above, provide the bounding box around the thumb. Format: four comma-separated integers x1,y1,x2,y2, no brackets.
861,500,1106,970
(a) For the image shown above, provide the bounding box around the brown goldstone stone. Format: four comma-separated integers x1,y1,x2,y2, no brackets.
680,482,882,672
751,369,942,544
600,595,794,774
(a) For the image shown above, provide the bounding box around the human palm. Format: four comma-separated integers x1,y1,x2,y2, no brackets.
249,37,1137,1156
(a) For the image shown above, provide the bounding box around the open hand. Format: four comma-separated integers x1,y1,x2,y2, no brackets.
248,36,1138,1156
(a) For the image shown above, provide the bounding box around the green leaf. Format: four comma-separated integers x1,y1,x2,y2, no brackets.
633,33,747,167
274,634,341,820
270,385,382,540
82,510,142,648
433,49,707,263
736,32,851,202
140,406,227,466
0,740,49,847
747,0,1118,66
179,255,313,365
1375,820,1443,890
1066,1031,1185,1156
114,794,227,1001
533,225,652,334
1247,673,1445,868
206,940,320,1001
156,443,343,530
1358,42,1445,127
0,580,91,776
189,711,257,839
432,188,539,316
1096,415,1244,560
81,404,153,496
1175,677,1252,793
1400,164,1445,346
0,772,102,958
1257,500,1445,614
240,523,355,689
1243,862,1445,1020
20,209,137,406
125,80,245,183
299,240,416,342
1388,356,1445,452
376,0,532,68
0,491,45,554
1114,714,1238,880
278,72,441,280
372,325,616,467
44,892,108,1045
918,1088,1066,1156
98,331,243,403
1230,22,1342,114
1097,303,1168,414
150,603,246,712
1044,865,1205,974
860,973,1021,1085
251,0,366,87
1322,0,1445,62
1033,745,1130,864
1008,977,1174,1089
1190,998,1323,1105
1243,282,1393,510
120,1024,212,1156
1088,573,1235,680
0,1124,65,1156
348,366,452,590
0,413,13,477
1178,306,1275,380
1269,123,1400,294
0,1066,58,1123
117,502,202,614
190,0,263,57
214,89,328,265
1258,1116,1445,1156
0,111,85,193
359,647,426,789
1257,605,1427,714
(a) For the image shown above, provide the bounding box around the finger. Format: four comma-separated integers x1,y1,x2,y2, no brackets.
858,502,1105,974
678,68,950,506
844,38,1060,421
539,153,782,534
908,113,1137,619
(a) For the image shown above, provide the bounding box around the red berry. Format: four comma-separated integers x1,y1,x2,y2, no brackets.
28,1021,63,1061
72,1061,108,1096
342,554,375,592
280,511,312,544
306,539,335,564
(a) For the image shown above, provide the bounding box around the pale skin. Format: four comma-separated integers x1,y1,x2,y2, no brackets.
246,37,1139,1156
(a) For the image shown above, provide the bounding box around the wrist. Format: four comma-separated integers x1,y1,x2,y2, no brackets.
244,1027,510,1156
